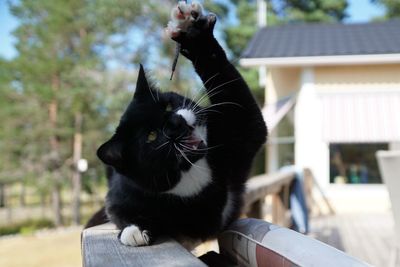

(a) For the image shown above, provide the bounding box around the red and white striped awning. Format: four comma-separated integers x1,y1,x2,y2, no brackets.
321,91,400,143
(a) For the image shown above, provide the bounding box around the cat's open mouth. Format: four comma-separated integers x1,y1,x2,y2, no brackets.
184,135,204,150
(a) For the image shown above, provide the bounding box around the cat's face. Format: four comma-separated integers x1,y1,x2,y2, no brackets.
97,65,208,192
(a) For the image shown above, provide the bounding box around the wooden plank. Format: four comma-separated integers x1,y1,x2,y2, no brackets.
82,223,206,267
309,213,395,267
247,198,265,219
243,171,295,213
303,169,335,215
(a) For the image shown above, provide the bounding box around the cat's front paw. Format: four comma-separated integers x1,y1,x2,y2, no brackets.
119,225,151,247
165,1,216,41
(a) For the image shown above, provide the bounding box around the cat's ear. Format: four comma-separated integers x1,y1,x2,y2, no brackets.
97,138,124,167
133,64,153,100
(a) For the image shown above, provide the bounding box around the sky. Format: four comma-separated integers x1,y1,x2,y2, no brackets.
0,0,386,60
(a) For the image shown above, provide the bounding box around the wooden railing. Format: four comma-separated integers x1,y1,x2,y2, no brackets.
243,170,295,226
81,169,334,267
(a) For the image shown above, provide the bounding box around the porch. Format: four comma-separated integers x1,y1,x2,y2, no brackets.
309,212,394,267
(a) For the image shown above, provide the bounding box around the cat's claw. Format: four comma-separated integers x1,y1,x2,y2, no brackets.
119,225,151,247
166,1,214,39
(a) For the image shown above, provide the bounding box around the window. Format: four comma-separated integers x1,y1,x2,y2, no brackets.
329,143,388,184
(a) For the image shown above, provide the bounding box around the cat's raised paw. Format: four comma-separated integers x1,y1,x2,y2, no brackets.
119,225,150,247
166,1,215,39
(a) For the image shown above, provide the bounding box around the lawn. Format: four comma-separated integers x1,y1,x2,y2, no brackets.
0,227,82,267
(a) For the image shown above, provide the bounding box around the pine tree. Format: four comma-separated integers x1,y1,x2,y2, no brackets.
371,0,400,19
9,0,144,225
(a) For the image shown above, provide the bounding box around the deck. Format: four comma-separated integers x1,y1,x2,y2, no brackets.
309,212,395,267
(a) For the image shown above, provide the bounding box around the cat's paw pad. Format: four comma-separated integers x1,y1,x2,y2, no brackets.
166,1,206,38
119,225,150,247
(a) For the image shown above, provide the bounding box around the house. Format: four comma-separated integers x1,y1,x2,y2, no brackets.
241,20,400,193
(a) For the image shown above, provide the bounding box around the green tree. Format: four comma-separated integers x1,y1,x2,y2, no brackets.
3,0,231,226
8,0,144,225
277,0,348,22
224,0,348,95
223,0,348,174
371,0,400,19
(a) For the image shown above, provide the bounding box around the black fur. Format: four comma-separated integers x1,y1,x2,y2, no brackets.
92,13,267,243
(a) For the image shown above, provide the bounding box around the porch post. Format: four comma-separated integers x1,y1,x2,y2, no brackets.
264,67,280,173
295,68,330,188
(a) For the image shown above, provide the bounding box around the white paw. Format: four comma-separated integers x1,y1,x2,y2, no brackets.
119,225,150,247
166,1,203,38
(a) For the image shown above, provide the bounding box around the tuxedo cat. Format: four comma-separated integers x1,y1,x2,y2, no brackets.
95,2,267,247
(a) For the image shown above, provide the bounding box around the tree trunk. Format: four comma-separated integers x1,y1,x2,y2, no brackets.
19,181,26,207
0,183,5,208
49,74,63,226
52,182,62,225
72,112,83,225
40,192,46,217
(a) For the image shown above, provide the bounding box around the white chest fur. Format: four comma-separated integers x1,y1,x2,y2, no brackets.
165,158,212,197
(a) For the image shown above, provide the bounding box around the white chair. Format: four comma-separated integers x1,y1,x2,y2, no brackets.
376,150,400,267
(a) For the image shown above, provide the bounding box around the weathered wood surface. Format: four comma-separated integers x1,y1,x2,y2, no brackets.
243,171,294,212
82,223,206,267
243,171,295,225
310,212,395,267
82,170,302,266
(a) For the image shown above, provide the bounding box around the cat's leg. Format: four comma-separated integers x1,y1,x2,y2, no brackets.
166,2,267,182
118,224,151,247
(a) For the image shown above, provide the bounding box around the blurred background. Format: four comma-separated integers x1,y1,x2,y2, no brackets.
0,0,399,266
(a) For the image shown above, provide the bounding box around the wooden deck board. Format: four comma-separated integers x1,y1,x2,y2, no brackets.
82,223,206,267
309,212,395,267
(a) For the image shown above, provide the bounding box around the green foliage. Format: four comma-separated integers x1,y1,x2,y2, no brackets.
0,0,353,225
223,0,348,94
0,218,54,236
371,0,400,18
278,0,348,23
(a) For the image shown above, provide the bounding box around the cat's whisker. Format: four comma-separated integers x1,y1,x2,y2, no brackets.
179,143,221,152
147,87,157,103
189,72,220,111
208,77,242,94
182,87,189,110
166,140,176,158
192,73,233,109
195,102,243,117
174,144,208,171
198,101,244,113
156,89,160,102
197,72,220,93
196,109,223,115
154,141,170,150
191,78,239,112
162,126,171,140
174,131,188,141
166,172,172,188
191,85,223,110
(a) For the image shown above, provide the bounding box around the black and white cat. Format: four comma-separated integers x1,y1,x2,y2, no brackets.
93,2,267,247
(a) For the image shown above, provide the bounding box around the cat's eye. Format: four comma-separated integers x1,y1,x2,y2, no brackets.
147,131,158,143
166,104,173,112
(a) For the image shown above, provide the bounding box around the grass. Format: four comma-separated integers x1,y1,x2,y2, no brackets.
0,218,54,236
0,227,82,267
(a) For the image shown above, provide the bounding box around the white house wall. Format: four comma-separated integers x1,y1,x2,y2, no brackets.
265,67,301,104
314,64,400,92
295,68,330,188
